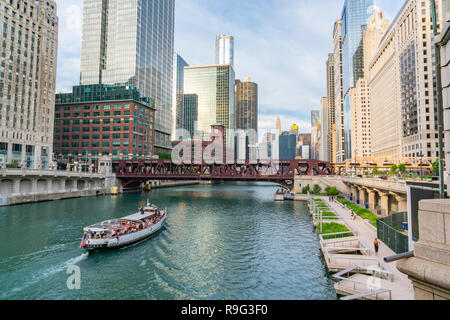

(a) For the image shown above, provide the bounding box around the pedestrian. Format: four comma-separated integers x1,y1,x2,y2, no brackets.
373,238,380,256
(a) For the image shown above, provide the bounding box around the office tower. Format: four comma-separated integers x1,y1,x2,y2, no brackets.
54,84,155,160
350,10,389,159
80,0,175,153
172,53,189,141
184,65,235,139
369,0,442,159
326,54,336,163
235,78,258,133
0,0,58,169
182,94,198,138
215,34,234,67
333,19,344,163
438,0,450,194
311,110,321,160
279,132,297,160
298,133,312,159
340,0,374,160
276,116,282,136
320,97,328,161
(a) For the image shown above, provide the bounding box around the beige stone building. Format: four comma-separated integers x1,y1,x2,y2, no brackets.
350,79,371,158
0,0,58,169
369,0,443,159
326,53,335,163
349,10,389,159
438,0,450,193
333,20,345,163
368,21,403,158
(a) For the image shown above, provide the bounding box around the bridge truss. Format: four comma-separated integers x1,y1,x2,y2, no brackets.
113,159,335,190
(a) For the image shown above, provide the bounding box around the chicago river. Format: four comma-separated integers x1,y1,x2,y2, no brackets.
0,183,336,300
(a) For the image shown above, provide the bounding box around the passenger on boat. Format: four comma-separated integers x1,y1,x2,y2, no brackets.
140,207,145,215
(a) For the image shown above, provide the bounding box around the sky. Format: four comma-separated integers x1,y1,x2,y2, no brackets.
55,0,405,139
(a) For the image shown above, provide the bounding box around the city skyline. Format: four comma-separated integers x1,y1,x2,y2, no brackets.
55,0,405,137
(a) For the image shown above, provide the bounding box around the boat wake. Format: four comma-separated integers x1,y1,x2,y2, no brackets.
3,252,89,298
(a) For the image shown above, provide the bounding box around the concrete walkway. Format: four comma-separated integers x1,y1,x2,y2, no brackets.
321,197,414,300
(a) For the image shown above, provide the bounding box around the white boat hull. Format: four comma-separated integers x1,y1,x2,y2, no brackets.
84,214,167,252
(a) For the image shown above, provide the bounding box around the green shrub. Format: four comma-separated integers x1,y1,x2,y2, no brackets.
325,186,339,196
319,222,353,239
337,196,380,228
302,185,311,194
312,184,322,195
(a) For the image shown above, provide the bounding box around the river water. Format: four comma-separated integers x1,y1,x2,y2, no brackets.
0,182,336,300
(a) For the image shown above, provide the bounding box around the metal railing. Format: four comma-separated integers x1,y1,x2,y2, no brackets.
333,266,392,300
377,212,409,254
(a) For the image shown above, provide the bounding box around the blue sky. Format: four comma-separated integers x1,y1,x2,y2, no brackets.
55,0,405,136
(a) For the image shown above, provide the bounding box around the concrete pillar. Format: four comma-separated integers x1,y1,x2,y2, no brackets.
47,179,53,194
397,199,450,299
21,144,26,168
395,195,408,213
31,178,37,194
369,190,376,212
350,185,357,202
359,188,366,206
12,178,20,196
380,193,390,217
7,143,12,165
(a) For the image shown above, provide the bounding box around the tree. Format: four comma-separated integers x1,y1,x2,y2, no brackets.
372,166,380,176
432,160,440,177
313,184,322,195
325,186,339,196
398,164,407,177
302,185,311,194
389,164,398,177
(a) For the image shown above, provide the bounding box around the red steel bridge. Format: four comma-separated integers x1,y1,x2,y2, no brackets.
113,159,335,190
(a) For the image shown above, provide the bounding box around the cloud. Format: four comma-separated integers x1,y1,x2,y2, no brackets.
55,0,405,136
55,0,82,93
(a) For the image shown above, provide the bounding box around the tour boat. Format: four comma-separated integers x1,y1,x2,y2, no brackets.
79,201,167,253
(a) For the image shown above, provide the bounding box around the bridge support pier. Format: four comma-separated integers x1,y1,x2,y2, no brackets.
368,190,377,213
358,187,366,207
380,192,390,217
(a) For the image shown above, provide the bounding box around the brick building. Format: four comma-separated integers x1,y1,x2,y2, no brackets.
54,84,155,164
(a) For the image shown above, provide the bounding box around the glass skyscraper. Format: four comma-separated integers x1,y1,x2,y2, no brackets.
183,94,198,138
215,34,234,68
172,53,189,141
80,0,175,153
341,0,374,159
184,65,235,139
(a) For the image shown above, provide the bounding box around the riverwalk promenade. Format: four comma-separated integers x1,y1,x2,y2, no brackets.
319,197,414,300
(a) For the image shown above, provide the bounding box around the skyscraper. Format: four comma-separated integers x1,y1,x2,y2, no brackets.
80,0,175,153
276,116,282,136
333,19,344,163
172,53,189,141
184,65,235,139
350,10,389,159
0,0,58,169
369,0,442,159
320,97,328,161
182,94,198,138
340,0,374,160
215,34,234,67
235,78,258,133
311,110,321,160
326,53,336,163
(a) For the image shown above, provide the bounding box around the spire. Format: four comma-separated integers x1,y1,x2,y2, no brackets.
276,116,281,135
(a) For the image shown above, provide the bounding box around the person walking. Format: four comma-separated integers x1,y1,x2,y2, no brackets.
373,238,380,256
